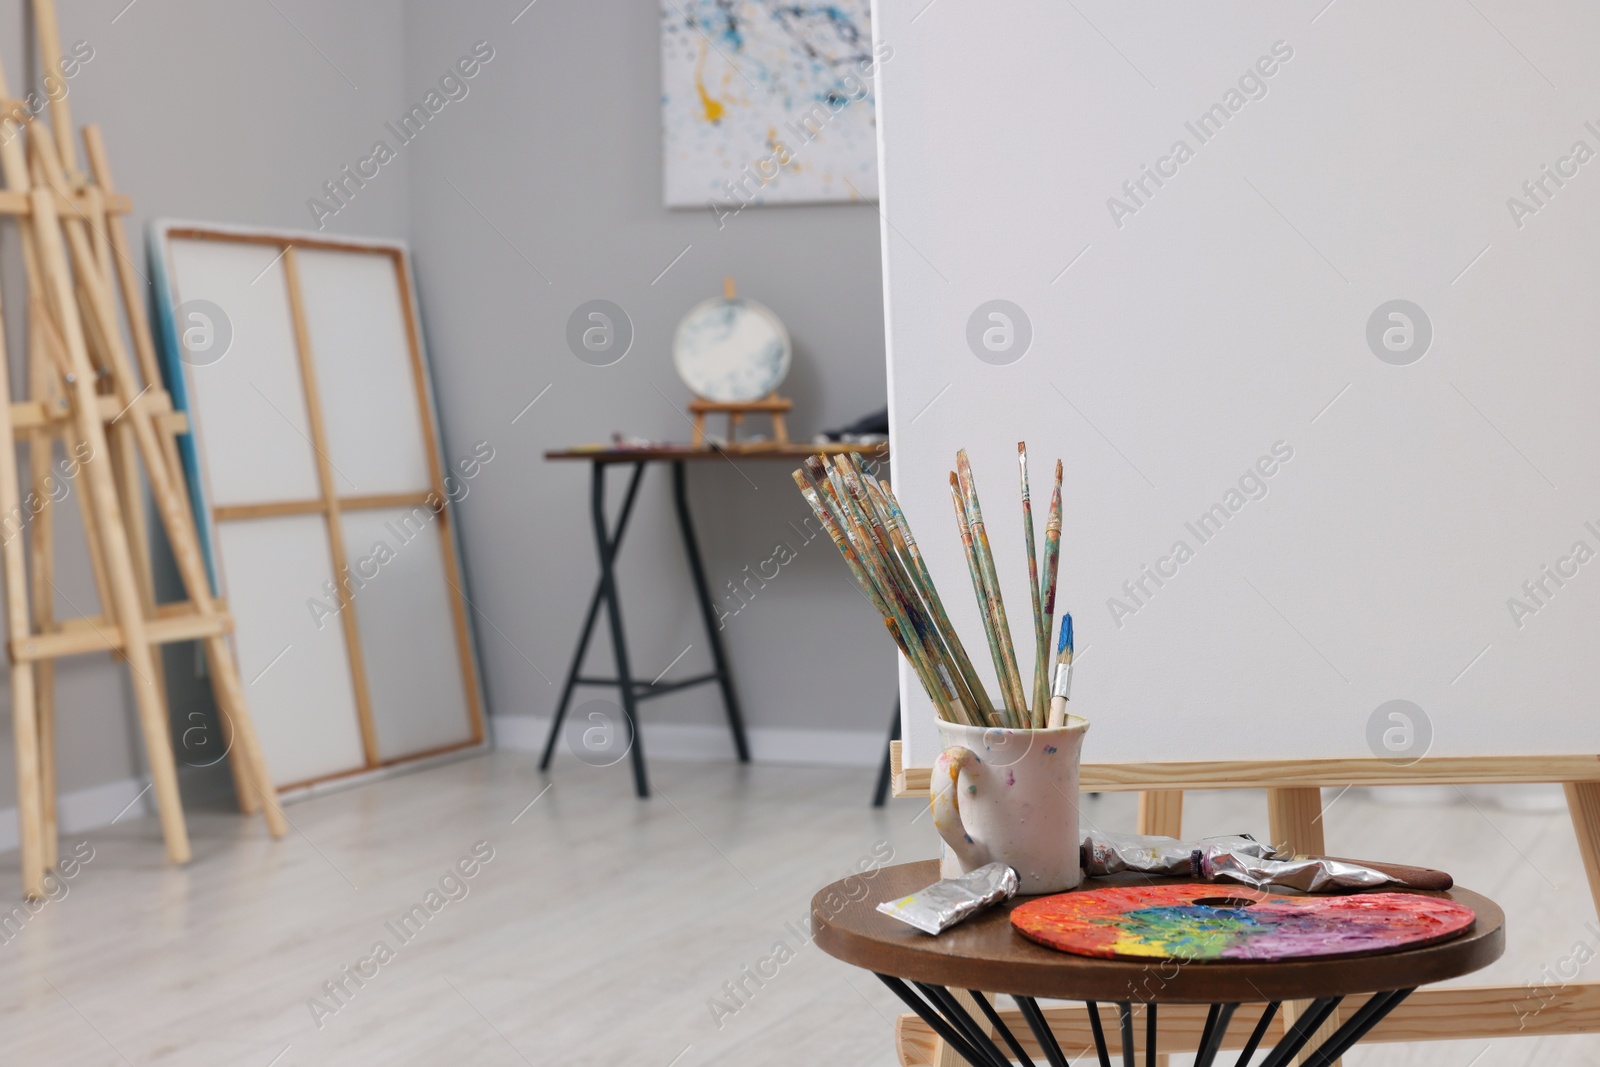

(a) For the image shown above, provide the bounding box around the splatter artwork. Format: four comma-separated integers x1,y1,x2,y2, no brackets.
660,1,883,208
1011,884,1476,962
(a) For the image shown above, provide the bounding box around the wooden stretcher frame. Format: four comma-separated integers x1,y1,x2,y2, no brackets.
888,743,1600,1065
149,223,489,792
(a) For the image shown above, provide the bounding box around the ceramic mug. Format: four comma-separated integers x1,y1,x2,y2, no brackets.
930,716,1090,894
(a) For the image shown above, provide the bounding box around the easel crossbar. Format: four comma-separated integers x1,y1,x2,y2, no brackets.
888,743,1600,795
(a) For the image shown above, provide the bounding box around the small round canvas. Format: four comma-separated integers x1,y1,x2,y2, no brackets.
1011,884,1475,962
672,297,791,402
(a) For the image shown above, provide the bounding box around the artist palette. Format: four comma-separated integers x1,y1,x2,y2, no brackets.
1011,884,1476,962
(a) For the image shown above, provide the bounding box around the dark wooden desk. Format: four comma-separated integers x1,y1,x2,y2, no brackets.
814,860,1503,1067
541,443,887,797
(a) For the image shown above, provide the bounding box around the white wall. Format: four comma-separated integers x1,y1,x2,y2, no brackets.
877,0,1600,766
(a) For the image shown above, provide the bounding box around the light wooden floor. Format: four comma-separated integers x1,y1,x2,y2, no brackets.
0,752,1595,1066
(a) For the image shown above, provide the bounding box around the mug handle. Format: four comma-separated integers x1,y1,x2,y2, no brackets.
931,747,988,871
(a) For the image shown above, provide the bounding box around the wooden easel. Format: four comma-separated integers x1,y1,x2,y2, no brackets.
688,393,792,449
0,4,285,901
889,746,1600,1065
687,277,792,450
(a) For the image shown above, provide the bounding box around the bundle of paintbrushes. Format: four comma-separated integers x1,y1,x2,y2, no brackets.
792,445,1075,730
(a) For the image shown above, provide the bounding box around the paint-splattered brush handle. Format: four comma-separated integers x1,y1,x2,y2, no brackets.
958,451,1030,726
951,473,1014,729
1020,443,1049,724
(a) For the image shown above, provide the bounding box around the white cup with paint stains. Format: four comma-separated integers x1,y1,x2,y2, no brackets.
930,716,1090,894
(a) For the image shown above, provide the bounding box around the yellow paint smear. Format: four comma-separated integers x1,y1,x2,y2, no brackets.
695,43,725,123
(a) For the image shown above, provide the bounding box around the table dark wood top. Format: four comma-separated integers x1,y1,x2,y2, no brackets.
812,860,1504,1004
544,442,887,462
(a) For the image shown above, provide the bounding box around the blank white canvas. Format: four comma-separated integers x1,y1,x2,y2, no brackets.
877,1,1600,766
216,516,366,785
166,239,321,505
296,248,433,495
339,507,473,760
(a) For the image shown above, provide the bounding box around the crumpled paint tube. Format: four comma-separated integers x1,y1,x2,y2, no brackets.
1081,830,1278,877
1084,829,1450,892
1195,847,1445,892
877,862,1019,934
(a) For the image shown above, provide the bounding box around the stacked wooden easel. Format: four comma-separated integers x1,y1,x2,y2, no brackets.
0,0,285,901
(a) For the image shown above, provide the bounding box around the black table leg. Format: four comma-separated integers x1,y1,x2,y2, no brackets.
1015,996,1071,1067
1194,1003,1238,1067
868,983,1412,1067
877,975,992,1067
1233,1002,1279,1067
595,462,649,796
541,461,648,776
1300,988,1414,1067
540,579,604,770
1256,997,1343,1067
1085,1000,1113,1067
968,990,1037,1067
872,698,901,807
917,984,1014,1067
671,460,750,762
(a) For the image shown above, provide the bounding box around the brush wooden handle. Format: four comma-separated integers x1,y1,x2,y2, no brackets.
1317,855,1454,891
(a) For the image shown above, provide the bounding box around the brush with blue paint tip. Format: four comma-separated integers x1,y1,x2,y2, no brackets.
1046,613,1074,728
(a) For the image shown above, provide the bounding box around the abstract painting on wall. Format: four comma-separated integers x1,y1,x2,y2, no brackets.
661,1,886,209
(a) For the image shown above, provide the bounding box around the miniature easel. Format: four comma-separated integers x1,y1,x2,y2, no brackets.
687,277,792,450
890,745,1600,1065
0,1,286,901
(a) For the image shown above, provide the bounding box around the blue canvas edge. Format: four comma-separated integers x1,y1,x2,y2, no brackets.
145,221,220,596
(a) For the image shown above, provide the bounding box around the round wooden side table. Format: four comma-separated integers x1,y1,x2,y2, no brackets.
813,860,1504,1067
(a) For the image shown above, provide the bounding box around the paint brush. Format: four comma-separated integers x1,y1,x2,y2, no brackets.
1047,613,1074,729
1020,443,1049,724
847,455,992,725
870,474,997,726
1040,459,1064,620
815,460,970,724
950,472,1017,728
957,450,1030,725
797,467,962,722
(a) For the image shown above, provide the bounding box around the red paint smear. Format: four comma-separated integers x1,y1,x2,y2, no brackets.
1012,883,1476,962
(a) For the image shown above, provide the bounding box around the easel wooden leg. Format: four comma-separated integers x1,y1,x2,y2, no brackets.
1563,783,1600,906
37,128,285,841
26,154,191,865
932,988,984,1067
29,459,58,870
0,316,47,899
1268,787,1342,1067
204,633,285,836
1138,790,1184,837
27,342,59,871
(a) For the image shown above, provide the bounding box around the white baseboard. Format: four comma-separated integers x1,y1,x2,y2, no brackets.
492,715,887,768
0,776,151,855
0,722,885,854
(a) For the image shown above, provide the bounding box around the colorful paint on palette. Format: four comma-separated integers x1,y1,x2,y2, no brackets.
1011,884,1476,962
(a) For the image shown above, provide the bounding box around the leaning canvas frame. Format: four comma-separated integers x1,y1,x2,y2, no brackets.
148,221,488,791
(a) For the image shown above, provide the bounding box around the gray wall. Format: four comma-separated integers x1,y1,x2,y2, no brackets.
401,0,894,750
0,0,891,823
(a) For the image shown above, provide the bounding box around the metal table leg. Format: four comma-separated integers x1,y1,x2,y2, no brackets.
868,984,1412,1067
671,460,750,762
540,461,647,777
